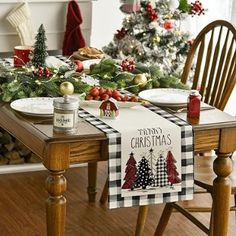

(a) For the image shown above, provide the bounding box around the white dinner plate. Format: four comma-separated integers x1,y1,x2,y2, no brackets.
80,100,141,108
138,88,191,107
82,59,101,70
10,97,54,117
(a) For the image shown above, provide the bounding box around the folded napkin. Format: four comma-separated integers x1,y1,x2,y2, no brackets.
62,0,86,56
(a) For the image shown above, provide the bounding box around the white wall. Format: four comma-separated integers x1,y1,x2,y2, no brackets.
90,0,123,48
0,0,92,53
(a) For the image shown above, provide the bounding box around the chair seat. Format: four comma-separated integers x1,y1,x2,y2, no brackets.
194,155,236,194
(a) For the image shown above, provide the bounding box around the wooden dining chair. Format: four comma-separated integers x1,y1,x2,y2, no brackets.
154,20,236,235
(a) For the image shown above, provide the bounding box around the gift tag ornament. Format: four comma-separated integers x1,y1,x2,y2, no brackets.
53,82,79,134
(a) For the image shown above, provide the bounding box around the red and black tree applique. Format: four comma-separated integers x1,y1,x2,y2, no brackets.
135,156,154,189
155,153,169,187
122,152,137,190
166,150,181,187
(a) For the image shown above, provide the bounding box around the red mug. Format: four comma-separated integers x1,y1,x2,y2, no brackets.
13,46,33,67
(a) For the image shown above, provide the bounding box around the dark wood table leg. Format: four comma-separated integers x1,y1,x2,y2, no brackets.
45,170,67,236
87,162,98,203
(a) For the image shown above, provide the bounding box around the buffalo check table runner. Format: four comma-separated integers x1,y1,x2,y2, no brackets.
79,103,194,209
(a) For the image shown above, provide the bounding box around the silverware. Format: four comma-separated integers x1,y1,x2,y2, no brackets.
166,106,215,113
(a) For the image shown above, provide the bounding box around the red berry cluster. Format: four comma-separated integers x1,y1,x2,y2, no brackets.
33,67,51,78
115,27,128,40
145,3,158,22
120,58,135,72
85,87,139,102
190,1,205,16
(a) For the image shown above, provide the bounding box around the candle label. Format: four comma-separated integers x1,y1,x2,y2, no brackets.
53,113,74,128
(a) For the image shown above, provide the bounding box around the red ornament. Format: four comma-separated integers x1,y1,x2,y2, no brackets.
120,58,136,72
115,27,128,40
74,60,84,72
164,20,174,30
145,3,158,22
190,1,205,16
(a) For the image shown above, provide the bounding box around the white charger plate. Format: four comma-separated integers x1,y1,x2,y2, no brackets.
138,88,191,107
10,97,54,117
80,100,141,108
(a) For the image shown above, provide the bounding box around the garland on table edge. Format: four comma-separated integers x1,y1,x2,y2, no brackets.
0,57,189,102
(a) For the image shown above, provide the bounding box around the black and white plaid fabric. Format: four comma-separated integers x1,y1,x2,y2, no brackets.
155,154,169,187
79,103,193,209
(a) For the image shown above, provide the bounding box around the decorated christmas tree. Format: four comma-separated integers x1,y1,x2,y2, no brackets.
166,150,181,186
122,152,137,190
103,0,205,87
135,156,154,189
155,152,169,187
31,24,48,68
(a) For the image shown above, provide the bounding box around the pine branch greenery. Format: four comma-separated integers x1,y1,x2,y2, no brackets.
0,57,189,102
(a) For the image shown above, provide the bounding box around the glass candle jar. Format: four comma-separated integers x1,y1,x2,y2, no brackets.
53,96,79,134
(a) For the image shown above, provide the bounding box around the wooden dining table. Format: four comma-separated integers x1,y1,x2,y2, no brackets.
0,102,236,236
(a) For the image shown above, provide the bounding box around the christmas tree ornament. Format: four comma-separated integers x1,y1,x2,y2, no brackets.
152,35,161,43
120,0,141,14
169,0,180,11
53,82,78,134
133,74,148,87
190,0,205,16
60,81,74,95
6,2,35,46
164,20,174,30
115,27,128,40
99,98,119,119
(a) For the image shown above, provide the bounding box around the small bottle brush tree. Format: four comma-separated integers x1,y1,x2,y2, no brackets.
31,24,48,68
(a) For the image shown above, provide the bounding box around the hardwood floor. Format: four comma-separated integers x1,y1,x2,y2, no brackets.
0,160,235,236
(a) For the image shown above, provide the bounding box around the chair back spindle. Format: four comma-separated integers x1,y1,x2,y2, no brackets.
181,20,236,111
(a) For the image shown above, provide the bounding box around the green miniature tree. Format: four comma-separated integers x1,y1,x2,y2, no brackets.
31,24,48,68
